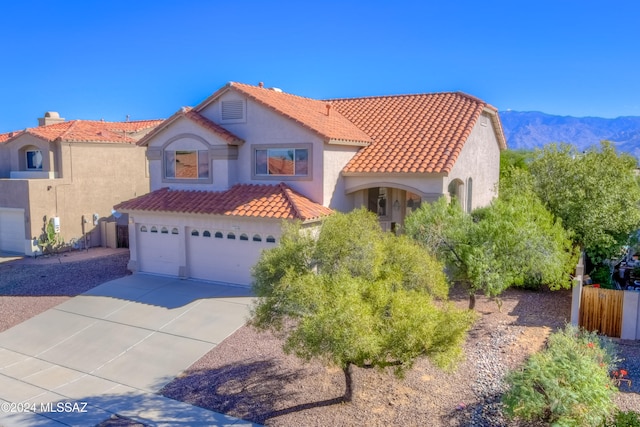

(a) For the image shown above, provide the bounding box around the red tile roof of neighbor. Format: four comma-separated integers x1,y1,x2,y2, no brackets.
137,107,243,146
4,119,163,145
329,92,506,174
0,131,16,143
115,183,333,222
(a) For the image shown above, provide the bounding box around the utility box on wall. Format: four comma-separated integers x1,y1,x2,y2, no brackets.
52,217,60,233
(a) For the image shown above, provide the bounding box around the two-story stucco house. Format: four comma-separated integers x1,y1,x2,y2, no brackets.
0,113,162,255
115,82,507,286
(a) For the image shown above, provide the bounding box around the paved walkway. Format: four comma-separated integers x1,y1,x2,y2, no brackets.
0,274,260,426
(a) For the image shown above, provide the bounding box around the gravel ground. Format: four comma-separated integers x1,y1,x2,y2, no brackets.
161,287,640,426
1,253,638,426
0,249,130,332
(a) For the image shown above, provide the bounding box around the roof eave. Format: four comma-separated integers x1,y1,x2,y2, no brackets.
483,107,508,150
327,138,370,147
341,170,448,177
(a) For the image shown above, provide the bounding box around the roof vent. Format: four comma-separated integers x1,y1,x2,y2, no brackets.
258,82,264,88
270,87,283,92
38,111,65,127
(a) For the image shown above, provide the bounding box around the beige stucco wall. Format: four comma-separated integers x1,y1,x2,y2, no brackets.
145,116,238,192
199,91,328,204
0,137,149,255
447,112,502,209
322,144,359,210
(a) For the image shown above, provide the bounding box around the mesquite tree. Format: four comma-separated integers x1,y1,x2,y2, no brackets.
250,208,474,402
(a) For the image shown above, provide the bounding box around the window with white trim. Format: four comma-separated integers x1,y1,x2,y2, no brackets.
165,150,209,179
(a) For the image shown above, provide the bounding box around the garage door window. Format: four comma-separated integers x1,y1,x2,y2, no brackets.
253,234,262,242
215,231,223,238
151,226,158,233
203,230,211,237
141,226,148,232
227,232,236,240
266,235,276,243
191,230,199,236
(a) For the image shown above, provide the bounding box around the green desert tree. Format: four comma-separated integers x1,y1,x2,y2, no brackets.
529,141,640,262
250,208,474,402
500,148,535,175
405,170,577,309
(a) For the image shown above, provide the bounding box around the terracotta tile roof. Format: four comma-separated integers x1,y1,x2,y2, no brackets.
7,119,163,145
330,92,506,174
137,107,243,147
220,82,372,145
115,183,333,222
0,131,21,144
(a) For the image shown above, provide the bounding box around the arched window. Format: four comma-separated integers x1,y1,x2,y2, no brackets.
448,179,464,209
227,232,236,240
253,234,262,242
171,228,179,235
150,226,158,233
140,226,148,232
214,231,223,238
203,230,211,237
266,235,276,243
161,227,169,234
240,233,248,241
466,178,473,213
191,230,199,237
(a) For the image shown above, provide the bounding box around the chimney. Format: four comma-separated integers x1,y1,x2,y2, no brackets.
326,103,331,116
258,82,264,88
38,111,65,127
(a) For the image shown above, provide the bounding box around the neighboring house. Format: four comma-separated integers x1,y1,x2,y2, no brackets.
115,82,507,286
0,112,162,255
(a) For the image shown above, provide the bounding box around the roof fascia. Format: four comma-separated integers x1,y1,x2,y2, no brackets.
482,107,508,150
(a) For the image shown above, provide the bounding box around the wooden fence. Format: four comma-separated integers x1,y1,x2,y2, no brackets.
579,286,624,338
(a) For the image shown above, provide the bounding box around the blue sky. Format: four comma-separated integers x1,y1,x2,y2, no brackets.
1,0,639,132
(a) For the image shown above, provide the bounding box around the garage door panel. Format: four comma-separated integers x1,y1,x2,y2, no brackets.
0,209,26,254
137,227,181,276
187,230,270,286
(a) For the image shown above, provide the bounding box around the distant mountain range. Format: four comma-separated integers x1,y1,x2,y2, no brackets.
499,111,640,158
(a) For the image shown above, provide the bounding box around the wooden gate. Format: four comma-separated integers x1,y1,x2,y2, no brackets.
116,225,129,248
579,286,623,338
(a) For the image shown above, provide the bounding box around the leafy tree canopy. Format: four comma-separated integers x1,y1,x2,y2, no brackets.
500,149,535,176
529,141,640,262
251,208,474,401
405,170,577,308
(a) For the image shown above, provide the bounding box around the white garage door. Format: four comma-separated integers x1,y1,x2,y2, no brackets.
187,228,275,286
137,225,181,276
0,209,26,254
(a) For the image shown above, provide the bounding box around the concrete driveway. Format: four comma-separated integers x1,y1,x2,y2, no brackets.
0,274,257,426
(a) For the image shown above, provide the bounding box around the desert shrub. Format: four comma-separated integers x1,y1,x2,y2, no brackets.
605,410,640,427
503,324,616,427
590,264,615,289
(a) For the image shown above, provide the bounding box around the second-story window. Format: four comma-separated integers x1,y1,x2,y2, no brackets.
255,148,308,176
26,150,43,170
165,150,209,179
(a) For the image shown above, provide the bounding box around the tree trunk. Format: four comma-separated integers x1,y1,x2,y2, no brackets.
469,293,476,310
342,363,354,402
